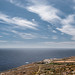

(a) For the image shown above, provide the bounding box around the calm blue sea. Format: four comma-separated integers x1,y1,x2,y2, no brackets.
0,48,75,72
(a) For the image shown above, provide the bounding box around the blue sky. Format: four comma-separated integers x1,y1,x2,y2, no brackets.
0,0,75,48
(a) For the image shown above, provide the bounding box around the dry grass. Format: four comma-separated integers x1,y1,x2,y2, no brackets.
1,56,75,75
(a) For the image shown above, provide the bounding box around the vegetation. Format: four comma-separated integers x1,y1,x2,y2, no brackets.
0,56,75,75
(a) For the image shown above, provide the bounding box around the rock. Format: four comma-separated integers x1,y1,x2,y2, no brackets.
72,71,75,74
0,73,5,75
40,73,45,75
63,72,67,75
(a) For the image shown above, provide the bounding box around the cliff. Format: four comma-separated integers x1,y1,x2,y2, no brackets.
0,56,75,75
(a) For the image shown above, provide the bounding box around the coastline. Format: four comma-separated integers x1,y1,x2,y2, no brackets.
0,56,75,75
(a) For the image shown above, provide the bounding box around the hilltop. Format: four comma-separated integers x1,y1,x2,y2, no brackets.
0,56,75,75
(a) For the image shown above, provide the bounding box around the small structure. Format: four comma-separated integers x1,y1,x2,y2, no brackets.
43,59,53,64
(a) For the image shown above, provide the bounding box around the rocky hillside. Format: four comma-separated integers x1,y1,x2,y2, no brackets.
0,56,75,75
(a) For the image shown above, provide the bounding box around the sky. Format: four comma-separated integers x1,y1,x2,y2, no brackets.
0,0,75,48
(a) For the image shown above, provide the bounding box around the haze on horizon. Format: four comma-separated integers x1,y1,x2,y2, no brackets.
0,0,75,48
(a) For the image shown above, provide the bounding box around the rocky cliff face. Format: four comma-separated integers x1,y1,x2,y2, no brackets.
0,56,75,75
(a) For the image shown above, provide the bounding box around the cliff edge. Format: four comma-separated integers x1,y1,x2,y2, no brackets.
0,56,75,75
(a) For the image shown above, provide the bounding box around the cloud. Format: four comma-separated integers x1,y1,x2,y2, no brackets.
0,36,3,38
7,0,75,40
26,0,61,24
11,30,37,39
52,30,57,33
73,0,75,2
0,12,38,30
43,41,75,45
42,41,75,48
2,32,9,35
73,0,75,9
40,36,48,39
47,25,57,33
8,0,15,3
52,36,58,39
11,29,50,39
0,40,7,43
7,0,27,9
57,14,75,40
8,0,61,23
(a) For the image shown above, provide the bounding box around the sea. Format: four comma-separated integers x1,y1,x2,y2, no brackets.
0,48,75,72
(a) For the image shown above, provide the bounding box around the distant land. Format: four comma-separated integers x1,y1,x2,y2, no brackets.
0,56,75,75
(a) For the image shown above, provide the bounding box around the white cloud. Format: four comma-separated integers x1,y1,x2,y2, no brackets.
11,30,50,39
40,36,48,39
11,30,36,39
26,0,75,40
52,36,58,39
8,0,61,24
57,14,75,40
0,12,38,30
47,25,52,30
42,41,75,48
7,0,26,9
32,19,35,22
10,41,25,43
0,36,3,38
61,33,64,35
43,41,75,45
73,0,75,2
52,30,57,33
0,40,7,43
9,0,16,3
2,32,9,35
7,0,75,40
72,0,75,10
26,0,61,24
47,25,57,33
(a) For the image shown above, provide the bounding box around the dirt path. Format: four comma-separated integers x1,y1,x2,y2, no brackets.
35,65,41,75
54,61,75,63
